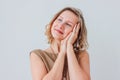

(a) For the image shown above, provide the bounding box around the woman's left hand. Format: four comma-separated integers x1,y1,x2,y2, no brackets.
67,23,80,45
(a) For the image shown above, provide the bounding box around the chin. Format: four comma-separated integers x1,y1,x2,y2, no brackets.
53,35,63,41
51,31,64,41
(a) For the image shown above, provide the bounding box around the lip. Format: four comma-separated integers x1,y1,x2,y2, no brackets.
55,29,63,34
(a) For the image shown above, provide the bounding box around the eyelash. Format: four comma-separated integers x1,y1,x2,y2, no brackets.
65,23,72,27
58,18,62,22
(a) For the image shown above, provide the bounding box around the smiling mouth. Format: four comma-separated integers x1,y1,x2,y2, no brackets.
55,29,63,34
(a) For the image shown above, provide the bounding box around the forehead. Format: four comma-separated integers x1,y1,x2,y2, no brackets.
58,10,78,24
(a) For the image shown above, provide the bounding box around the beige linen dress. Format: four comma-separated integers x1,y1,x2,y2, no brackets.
30,49,70,80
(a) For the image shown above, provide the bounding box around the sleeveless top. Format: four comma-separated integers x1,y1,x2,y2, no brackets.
30,49,70,80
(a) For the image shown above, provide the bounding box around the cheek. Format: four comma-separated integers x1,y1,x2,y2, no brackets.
50,25,53,32
51,24,54,35
64,28,73,37
52,21,57,27
51,22,57,30
51,21,56,30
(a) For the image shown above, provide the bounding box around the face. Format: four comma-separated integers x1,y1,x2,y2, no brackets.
51,10,79,41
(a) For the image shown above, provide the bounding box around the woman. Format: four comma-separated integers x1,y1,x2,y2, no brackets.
30,7,91,80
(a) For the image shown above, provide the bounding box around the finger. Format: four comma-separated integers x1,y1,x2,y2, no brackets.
73,24,77,33
65,32,72,41
76,23,80,35
61,32,72,43
70,23,80,39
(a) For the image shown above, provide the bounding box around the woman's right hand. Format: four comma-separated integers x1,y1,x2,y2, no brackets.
60,33,72,54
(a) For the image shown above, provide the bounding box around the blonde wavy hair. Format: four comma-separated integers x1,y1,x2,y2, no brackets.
45,7,88,53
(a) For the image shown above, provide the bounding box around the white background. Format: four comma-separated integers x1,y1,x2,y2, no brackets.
0,0,120,80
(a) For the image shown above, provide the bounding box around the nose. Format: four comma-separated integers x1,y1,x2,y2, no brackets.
58,23,64,30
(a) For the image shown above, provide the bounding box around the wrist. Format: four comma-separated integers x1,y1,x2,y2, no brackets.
59,51,66,56
67,44,73,48
67,44,74,52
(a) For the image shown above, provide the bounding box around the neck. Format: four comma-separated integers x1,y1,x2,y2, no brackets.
51,39,61,54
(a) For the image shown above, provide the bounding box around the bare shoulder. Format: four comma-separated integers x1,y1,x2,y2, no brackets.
78,50,89,60
30,48,48,57
29,49,45,62
30,49,47,79
77,50,90,67
29,48,51,62
30,49,43,54
29,49,45,64
78,50,90,78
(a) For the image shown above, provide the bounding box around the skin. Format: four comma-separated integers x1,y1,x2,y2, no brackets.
30,10,91,80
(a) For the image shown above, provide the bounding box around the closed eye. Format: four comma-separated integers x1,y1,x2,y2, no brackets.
65,23,72,27
57,18,62,22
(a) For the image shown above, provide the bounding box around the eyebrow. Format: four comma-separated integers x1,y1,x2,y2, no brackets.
58,16,63,19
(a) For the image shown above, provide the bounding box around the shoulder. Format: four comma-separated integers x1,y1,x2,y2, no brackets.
78,50,90,62
30,49,43,55
78,50,91,79
30,49,48,79
29,48,51,59
29,49,46,59
79,50,89,57
30,47,50,55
